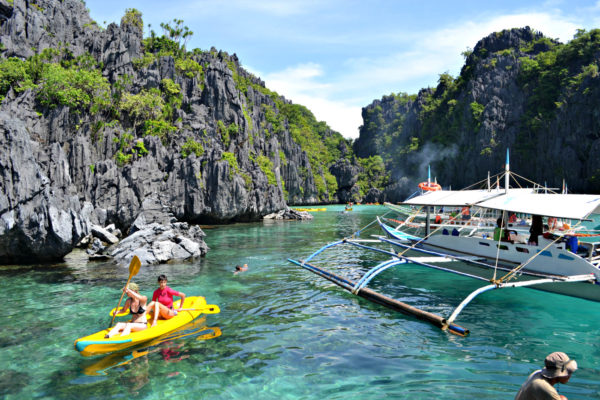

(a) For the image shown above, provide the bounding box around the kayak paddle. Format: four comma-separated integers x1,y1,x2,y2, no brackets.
109,304,220,316
109,255,141,327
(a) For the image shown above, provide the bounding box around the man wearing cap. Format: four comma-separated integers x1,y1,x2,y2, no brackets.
515,352,578,400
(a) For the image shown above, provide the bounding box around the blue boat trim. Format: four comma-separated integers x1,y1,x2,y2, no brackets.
75,338,132,352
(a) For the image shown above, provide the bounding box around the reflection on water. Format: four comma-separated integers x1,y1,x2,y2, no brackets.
1,206,600,399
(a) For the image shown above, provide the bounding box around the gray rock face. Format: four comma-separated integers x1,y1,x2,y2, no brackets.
356,27,600,200
0,110,90,262
0,0,343,263
109,222,208,266
329,160,361,203
263,208,313,220
90,225,119,245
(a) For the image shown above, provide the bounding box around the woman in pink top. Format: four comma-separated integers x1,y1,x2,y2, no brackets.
147,275,186,327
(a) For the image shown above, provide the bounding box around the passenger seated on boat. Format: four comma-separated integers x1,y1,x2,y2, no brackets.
493,217,511,242
528,215,544,246
105,282,148,338
434,215,442,224
461,206,471,220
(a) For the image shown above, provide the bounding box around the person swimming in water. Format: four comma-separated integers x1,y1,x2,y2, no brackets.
234,264,248,274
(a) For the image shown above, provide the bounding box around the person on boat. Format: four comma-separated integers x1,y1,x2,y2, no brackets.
509,212,517,224
461,206,471,220
147,275,186,328
105,282,148,338
515,351,577,400
494,217,511,242
528,215,544,246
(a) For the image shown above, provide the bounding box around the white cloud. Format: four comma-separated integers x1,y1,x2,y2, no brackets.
259,10,587,140
263,64,362,138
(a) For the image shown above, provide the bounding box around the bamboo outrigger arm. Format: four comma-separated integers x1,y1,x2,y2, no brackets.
443,273,596,328
288,257,469,336
351,258,408,294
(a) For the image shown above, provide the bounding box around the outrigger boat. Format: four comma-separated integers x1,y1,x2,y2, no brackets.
288,151,600,335
74,296,220,356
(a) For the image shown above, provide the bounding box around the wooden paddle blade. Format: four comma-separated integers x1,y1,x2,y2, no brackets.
129,255,141,276
109,255,141,328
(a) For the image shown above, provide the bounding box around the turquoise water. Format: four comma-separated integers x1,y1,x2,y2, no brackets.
1,205,599,399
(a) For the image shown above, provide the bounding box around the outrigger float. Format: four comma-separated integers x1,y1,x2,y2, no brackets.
289,151,600,336
288,239,470,336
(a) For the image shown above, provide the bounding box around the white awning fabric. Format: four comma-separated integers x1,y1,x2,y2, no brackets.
478,193,600,220
401,189,600,220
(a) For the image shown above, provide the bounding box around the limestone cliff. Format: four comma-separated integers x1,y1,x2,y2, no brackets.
0,0,356,262
355,27,600,201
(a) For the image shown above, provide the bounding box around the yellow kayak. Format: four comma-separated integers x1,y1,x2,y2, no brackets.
74,296,219,356
81,318,222,375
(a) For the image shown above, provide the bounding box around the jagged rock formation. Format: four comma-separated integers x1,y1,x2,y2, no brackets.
356,27,600,201
0,0,357,263
263,207,313,220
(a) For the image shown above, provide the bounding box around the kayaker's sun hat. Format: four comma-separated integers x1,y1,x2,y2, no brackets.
127,282,139,292
541,352,577,379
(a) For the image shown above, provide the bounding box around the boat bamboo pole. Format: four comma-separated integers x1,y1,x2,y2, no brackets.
505,148,510,194
288,258,469,336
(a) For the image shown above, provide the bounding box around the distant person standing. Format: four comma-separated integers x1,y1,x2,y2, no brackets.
515,351,577,400
461,206,471,220
529,215,544,245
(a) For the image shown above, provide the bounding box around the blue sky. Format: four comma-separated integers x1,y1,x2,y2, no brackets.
84,0,600,139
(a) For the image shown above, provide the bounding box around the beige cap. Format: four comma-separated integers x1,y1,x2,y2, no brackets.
541,352,577,378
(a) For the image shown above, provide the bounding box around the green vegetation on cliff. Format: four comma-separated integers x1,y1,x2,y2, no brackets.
0,7,367,203
356,27,600,196
517,29,600,150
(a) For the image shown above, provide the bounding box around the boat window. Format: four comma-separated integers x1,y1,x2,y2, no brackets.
516,247,529,253
539,250,552,257
479,242,490,246
558,254,574,261
496,244,509,250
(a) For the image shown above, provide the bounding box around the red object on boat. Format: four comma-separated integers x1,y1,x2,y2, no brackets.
418,181,442,191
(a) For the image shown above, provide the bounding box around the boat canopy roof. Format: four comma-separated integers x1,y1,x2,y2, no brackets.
402,188,600,220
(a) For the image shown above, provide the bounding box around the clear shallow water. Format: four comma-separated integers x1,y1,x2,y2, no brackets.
0,205,599,399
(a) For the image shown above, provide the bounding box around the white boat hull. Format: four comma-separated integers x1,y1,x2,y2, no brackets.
379,220,600,302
